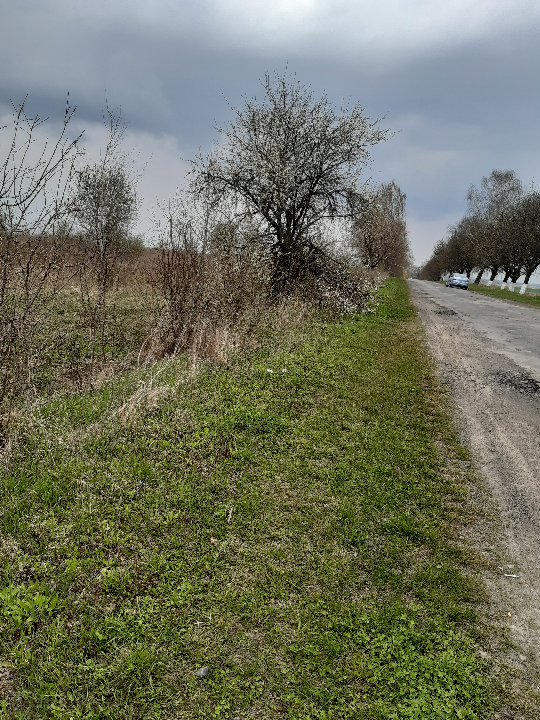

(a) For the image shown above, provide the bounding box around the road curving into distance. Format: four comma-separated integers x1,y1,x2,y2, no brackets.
409,279,540,379
408,279,540,670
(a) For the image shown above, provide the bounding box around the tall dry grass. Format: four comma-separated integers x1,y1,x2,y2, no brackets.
1,199,378,457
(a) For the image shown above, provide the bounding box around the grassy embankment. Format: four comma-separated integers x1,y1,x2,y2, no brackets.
0,279,513,718
467,283,540,308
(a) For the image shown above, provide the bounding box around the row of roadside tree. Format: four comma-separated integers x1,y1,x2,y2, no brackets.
420,170,540,291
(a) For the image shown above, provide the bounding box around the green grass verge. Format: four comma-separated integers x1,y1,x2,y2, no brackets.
467,283,540,308
0,279,498,718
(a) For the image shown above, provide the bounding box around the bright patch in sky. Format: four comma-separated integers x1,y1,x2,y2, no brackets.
61,0,540,59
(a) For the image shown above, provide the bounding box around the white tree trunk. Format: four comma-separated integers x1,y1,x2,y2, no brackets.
500,282,507,290
487,279,493,286
508,282,514,292
520,284,528,295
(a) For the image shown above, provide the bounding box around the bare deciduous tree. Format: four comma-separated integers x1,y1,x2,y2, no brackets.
192,71,389,291
72,107,141,368
497,191,540,289
517,192,540,288
419,239,448,281
0,97,83,429
421,170,540,290
444,216,486,279
352,181,408,276
467,170,523,283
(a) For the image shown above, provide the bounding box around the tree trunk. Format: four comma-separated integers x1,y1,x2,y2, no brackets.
489,268,499,282
523,264,539,285
502,271,510,283
474,268,484,284
520,268,535,295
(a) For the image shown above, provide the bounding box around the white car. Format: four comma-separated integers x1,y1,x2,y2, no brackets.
445,273,469,289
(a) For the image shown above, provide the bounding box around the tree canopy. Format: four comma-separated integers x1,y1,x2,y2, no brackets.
421,170,540,287
193,71,390,288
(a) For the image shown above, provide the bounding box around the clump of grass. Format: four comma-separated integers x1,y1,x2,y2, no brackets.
0,279,527,718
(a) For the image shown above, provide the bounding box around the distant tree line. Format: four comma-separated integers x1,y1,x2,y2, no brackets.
421,170,540,290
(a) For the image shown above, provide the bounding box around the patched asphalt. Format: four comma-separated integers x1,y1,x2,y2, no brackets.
409,280,540,380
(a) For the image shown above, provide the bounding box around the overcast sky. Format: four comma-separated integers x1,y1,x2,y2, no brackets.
1,0,539,264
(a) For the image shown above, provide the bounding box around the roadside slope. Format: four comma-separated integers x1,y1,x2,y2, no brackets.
0,280,504,718
468,284,540,309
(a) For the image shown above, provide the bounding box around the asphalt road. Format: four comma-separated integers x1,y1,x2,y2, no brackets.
408,280,540,380
408,279,540,672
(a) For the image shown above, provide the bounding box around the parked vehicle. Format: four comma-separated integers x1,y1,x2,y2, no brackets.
445,273,469,289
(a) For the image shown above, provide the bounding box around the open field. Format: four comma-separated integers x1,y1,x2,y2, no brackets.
466,284,540,309
18,282,162,396
1,280,535,718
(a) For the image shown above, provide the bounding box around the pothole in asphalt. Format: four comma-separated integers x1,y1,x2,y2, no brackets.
491,371,540,398
434,308,458,315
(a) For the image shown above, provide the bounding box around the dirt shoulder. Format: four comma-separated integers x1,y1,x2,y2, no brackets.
409,282,540,674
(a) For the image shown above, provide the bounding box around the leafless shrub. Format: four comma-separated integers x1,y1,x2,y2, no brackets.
145,190,272,364
274,223,378,314
71,106,143,370
313,259,379,315
0,97,83,433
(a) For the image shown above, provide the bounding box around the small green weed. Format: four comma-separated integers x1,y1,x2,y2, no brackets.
0,584,58,634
